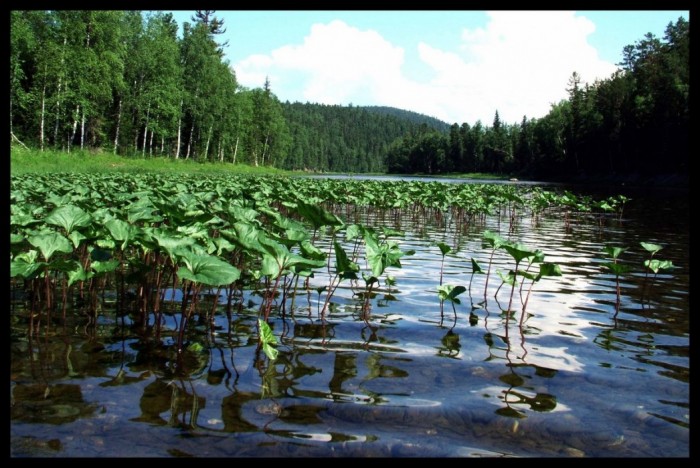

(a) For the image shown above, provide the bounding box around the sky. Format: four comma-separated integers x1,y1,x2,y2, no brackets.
168,10,689,126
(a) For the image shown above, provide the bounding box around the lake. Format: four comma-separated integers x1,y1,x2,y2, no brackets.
10,176,689,457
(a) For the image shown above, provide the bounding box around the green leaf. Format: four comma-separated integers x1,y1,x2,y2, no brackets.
300,239,326,261
644,259,675,274
436,242,451,256
67,230,87,249
503,243,535,264
258,319,279,360
10,250,46,278
28,232,73,261
603,245,627,259
258,319,277,345
149,228,196,259
91,259,120,275
483,230,506,249
538,263,562,278
334,241,359,280
294,201,344,229
470,258,484,274
105,218,137,251
438,284,467,303
263,343,279,361
345,224,363,242
640,242,663,255
177,251,241,286
187,342,204,352
66,262,93,286
603,262,630,275
44,205,92,234
497,270,518,286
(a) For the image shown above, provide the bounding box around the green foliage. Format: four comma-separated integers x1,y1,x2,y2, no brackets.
258,319,279,361
644,259,674,274
438,284,467,304
176,250,241,286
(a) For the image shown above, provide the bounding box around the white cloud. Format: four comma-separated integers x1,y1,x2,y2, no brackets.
233,12,618,125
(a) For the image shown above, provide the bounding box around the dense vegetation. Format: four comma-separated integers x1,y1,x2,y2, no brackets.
387,18,689,178
281,103,446,173
10,11,688,178
11,172,628,355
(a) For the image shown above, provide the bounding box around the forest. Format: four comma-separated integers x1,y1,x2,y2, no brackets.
10,11,689,177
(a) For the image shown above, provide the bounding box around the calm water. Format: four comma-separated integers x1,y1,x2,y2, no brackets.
10,179,689,457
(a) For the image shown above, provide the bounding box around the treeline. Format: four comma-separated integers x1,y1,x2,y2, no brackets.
10,10,291,166
387,17,689,177
11,11,688,178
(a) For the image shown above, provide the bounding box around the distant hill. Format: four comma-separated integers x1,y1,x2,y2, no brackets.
361,106,451,132
281,102,449,173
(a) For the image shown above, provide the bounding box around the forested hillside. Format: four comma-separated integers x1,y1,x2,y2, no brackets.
281,103,447,172
10,11,688,178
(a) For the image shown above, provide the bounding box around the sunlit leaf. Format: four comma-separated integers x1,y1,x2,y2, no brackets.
644,259,675,274
177,251,241,286
603,245,627,259
44,205,92,234
10,250,46,278
28,232,73,261
436,242,451,256
640,242,663,255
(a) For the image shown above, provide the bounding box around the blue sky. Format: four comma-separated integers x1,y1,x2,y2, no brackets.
168,10,689,125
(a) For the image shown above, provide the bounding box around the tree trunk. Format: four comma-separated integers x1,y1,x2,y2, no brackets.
149,128,154,157
261,133,269,166
161,136,165,155
39,81,46,151
80,109,86,151
175,99,183,159
204,124,212,160
142,103,150,157
113,98,122,154
69,105,79,153
186,121,195,160
232,136,239,165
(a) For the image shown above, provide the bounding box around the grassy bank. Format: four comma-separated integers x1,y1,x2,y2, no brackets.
10,146,297,176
